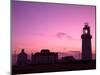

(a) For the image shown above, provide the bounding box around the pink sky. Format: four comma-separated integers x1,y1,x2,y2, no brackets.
12,1,96,54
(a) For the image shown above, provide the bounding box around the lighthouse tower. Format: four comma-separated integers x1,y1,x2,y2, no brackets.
81,23,92,60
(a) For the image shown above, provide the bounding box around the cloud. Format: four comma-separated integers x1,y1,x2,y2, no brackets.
56,32,72,39
56,32,66,39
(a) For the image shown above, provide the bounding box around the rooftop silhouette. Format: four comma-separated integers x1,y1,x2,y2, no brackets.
17,49,28,65
31,49,58,64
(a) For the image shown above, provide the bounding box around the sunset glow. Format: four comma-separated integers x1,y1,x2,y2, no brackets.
12,1,96,55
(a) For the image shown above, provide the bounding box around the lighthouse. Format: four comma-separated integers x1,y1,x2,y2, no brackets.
81,23,92,60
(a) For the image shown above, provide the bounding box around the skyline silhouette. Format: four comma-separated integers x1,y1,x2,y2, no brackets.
13,23,95,65
12,49,96,65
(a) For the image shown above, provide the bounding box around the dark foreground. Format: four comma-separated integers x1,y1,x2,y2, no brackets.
12,60,96,75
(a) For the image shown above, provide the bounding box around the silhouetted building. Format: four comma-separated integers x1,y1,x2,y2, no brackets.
31,49,58,64
81,23,92,60
61,56,75,62
17,49,28,65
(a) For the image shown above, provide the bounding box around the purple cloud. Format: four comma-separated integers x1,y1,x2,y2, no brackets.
56,32,72,39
